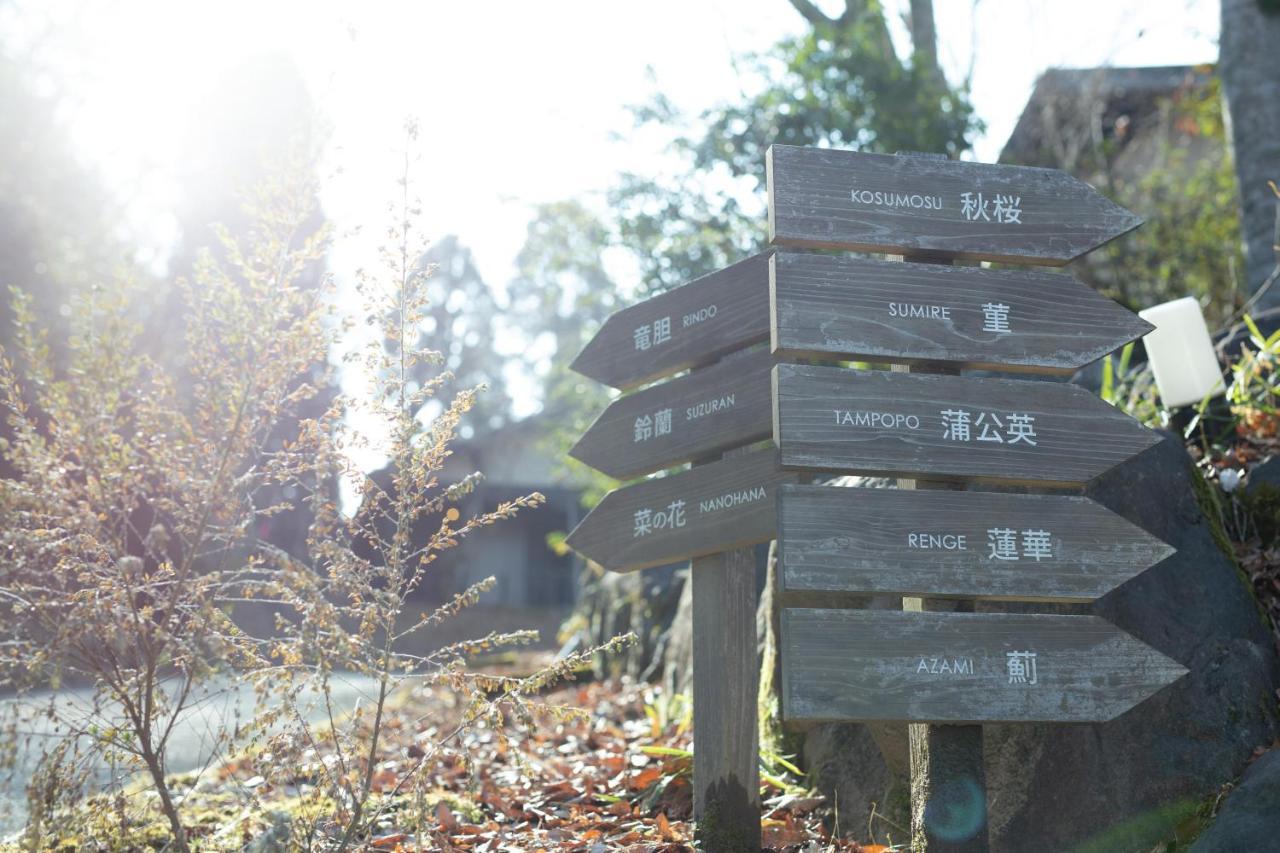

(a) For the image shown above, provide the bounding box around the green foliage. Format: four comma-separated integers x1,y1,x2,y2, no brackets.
1100,342,1162,428
670,20,979,179
400,235,514,437
613,1,980,292
1093,76,1245,328
0,46,126,371
519,1,982,507
1226,314,1280,437
1069,797,1206,853
507,200,623,505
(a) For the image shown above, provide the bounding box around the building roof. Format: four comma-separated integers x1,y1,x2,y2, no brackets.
1000,65,1211,169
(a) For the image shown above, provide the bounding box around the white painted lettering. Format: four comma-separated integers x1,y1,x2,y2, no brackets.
851,188,943,211
888,302,952,321
834,409,921,430
682,304,718,328
907,532,968,551
915,657,975,676
698,485,768,514
686,393,736,422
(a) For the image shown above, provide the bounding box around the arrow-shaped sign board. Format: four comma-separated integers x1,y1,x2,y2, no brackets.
772,363,1159,487
765,145,1143,265
571,348,774,480
770,251,1152,374
781,608,1187,724
565,447,797,572
777,485,1174,603
570,252,771,391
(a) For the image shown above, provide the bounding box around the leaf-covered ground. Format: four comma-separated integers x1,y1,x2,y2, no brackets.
16,670,890,851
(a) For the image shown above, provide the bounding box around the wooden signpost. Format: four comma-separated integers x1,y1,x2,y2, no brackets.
569,252,771,390
773,363,1161,487
564,445,794,572
781,609,1189,724
566,144,1185,851
570,348,773,479
777,485,1174,603
766,144,1143,264
764,146,1180,853
568,256,779,846
770,251,1154,373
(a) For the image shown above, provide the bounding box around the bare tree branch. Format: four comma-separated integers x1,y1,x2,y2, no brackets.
787,0,835,27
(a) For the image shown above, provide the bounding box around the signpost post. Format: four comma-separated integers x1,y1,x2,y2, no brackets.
568,260,781,846
566,144,1186,851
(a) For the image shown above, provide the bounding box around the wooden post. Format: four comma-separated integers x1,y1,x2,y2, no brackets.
692,355,761,850
897,361,989,853
894,245,989,852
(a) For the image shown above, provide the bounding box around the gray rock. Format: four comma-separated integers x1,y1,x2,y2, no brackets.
1190,748,1280,851
575,561,686,684
988,432,1278,851
1244,454,1280,496
787,432,1280,852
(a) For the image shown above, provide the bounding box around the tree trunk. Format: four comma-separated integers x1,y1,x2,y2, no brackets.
1220,0,1280,305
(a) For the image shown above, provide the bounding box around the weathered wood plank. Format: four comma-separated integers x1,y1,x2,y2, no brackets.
777,485,1174,603
780,608,1188,724
564,447,796,572
570,348,773,479
570,252,771,390
771,363,1160,487
692,454,760,848
765,145,1142,265
769,251,1152,374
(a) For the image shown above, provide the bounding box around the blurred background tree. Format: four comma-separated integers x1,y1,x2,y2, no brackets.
1088,75,1244,328
527,0,984,682
404,235,514,438
0,34,125,379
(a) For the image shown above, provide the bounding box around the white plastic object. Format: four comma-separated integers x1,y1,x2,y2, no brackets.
1138,297,1224,408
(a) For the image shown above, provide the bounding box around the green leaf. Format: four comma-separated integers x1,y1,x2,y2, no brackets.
1244,314,1265,348
1118,341,1134,377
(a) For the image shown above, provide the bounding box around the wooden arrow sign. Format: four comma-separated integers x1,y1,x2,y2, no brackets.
770,251,1153,374
780,608,1187,724
777,485,1174,603
772,363,1159,487
565,447,797,572
570,253,771,391
765,145,1142,265
570,349,773,480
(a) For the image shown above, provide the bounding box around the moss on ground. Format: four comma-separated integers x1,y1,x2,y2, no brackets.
1189,462,1272,627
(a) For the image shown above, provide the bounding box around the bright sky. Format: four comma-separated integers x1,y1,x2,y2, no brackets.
2,0,1220,439
5,0,1220,280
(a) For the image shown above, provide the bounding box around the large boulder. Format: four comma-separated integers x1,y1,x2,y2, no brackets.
574,561,687,684
786,434,1280,851
1190,748,1280,851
